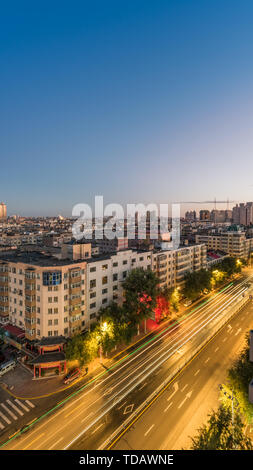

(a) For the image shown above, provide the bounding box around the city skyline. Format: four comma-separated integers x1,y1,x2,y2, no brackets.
2,1,253,216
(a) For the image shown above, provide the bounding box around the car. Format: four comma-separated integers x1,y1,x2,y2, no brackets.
184,300,192,307
63,368,81,384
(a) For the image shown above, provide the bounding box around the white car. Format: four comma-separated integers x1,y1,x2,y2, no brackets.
184,300,192,307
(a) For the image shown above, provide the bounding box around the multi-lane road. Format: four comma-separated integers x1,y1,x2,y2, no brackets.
1,273,253,450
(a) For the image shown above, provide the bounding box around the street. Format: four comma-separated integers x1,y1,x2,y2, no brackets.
0,274,252,450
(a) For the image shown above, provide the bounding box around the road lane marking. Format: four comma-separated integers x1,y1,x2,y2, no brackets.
1,404,17,420
23,432,45,450
144,424,154,437
117,401,127,410
164,402,173,412
204,358,210,364
91,423,103,434
48,437,63,450
7,400,24,416
235,328,242,336
0,411,11,424
222,337,227,342
194,369,200,376
0,421,4,430
166,382,179,401
81,411,94,423
214,347,219,352
14,399,29,412
178,391,193,409
181,384,188,392
25,400,35,408
139,382,147,391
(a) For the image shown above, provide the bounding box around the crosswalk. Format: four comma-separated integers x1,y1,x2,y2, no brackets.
0,398,35,430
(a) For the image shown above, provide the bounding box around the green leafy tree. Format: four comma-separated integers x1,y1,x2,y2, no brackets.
123,268,159,323
183,269,212,301
190,405,253,450
227,335,253,423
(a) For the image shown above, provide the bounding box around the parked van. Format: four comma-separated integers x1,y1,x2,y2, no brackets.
0,359,16,377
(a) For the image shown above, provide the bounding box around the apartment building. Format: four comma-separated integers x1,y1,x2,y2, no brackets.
86,249,152,322
232,202,253,226
152,244,207,289
0,252,87,342
0,203,7,221
94,237,128,254
195,232,253,259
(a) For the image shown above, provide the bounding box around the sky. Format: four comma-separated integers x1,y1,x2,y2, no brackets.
1,0,253,216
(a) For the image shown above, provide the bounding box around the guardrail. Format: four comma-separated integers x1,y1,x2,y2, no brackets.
99,288,253,450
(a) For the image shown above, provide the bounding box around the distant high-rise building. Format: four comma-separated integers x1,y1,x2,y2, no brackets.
232,202,253,226
0,202,7,221
185,210,196,222
199,210,210,221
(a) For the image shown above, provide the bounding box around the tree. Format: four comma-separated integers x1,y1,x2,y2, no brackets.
98,303,138,351
154,295,170,322
161,286,180,312
123,268,159,323
227,334,253,423
190,405,253,450
183,269,212,301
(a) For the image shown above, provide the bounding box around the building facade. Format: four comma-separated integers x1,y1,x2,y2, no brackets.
195,232,253,259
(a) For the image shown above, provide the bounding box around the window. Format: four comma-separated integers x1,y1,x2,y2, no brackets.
102,264,108,270
113,285,118,291
90,267,96,273
90,292,96,298
54,319,58,325
90,280,96,288
54,308,58,314
102,288,108,294
48,297,52,303
90,313,96,320
122,271,127,279
113,262,118,267
113,273,118,282
102,276,108,285
48,308,53,314
90,302,96,309
43,271,62,286
48,320,52,326
37,329,40,336
54,297,58,302
48,331,52,336
123,260,127,265
64,317,68,323
102,298,107,304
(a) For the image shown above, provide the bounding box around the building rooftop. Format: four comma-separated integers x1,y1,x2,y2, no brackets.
0,251,87,267
28,352,66,365
38,336,66,346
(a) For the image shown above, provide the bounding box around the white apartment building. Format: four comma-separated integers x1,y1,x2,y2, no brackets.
86,249,152,322
0,244,207,340
0,253,87,341
152,244,207,289
195,232,253,259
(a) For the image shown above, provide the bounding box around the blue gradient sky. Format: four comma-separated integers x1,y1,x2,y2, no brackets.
1,0,253,216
